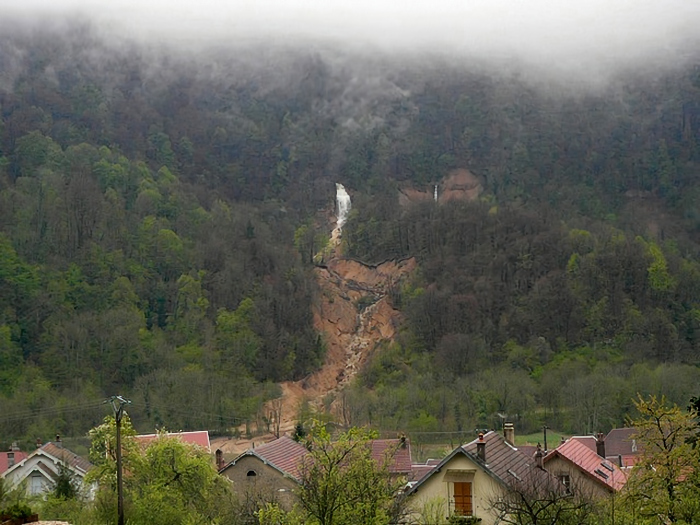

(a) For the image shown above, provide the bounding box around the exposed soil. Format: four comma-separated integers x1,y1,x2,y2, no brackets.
277,257,416,432
213,192,421,458
212,255,415,458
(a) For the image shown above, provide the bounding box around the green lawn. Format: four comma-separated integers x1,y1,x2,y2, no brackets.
514,429,565,448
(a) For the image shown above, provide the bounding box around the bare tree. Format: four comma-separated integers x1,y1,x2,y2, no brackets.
269,398,283,438
490,469,596,525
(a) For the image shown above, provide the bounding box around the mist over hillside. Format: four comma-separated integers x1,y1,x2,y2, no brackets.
0,9,699,443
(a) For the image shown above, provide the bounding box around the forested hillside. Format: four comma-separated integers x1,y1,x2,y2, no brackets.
1,18,699,444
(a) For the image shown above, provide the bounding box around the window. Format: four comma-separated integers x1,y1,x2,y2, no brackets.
30,475,44,495
557,474,571,493
453,481,473,516
246,470,257,478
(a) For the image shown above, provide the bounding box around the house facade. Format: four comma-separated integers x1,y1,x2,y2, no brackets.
219,435,413,511
1,440,94,497
543,438,627,498
604,427,640,467
406,431,556,525
219,436,308,510
0,443,28,476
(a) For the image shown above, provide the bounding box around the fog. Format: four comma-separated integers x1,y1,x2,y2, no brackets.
4,0,699,74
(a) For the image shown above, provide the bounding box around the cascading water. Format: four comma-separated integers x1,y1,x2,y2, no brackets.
336,183,351,230
434,184,438,202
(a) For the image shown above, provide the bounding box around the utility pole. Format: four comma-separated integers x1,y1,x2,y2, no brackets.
543,424,549,453
108,395,131,525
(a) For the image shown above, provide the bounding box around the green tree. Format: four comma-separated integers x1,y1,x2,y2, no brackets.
215,297,261,373
294,422,406,525
87,414,140,491
0,325,22,395
127,433,233,525
87,417,234,525
51,461,79,500
620,395,700,524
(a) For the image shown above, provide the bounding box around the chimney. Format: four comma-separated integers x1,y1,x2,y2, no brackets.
215,449,224,470
36,438,42,449
55,434,62,448
618,454,623,468
399,434,407,449
503,422,515,446
534,443,544,469
595,433,605,458
476,433,486,462
7,451,14,468
11,442,19,452
560,437,566,446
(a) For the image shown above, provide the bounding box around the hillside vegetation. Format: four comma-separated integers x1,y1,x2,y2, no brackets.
1,19,699,443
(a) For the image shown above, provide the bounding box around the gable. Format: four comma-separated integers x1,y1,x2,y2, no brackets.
2,449,88,488
40,443,92,475
238,437,309,481
543,440,626,493
407,448,503,523
222,454,288,479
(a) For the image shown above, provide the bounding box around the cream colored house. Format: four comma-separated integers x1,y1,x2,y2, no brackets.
406,431,556,524
1,440,94,498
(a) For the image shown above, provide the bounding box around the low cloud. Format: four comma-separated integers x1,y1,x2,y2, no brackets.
4,0,699,80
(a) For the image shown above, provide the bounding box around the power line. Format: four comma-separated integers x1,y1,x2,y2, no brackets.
0,401,106,423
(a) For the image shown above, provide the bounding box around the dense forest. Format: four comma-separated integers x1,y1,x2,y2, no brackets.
1,17,699,444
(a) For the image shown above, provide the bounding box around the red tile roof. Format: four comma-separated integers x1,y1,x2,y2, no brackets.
408,431,561,497
605,428,640,458
570,436,597,452
0,451,28,475
228,436,412,482
463,431,554,489
135,431,211,453
246,436,310,481
544,439,627,492
370,439,412,474
41,442,93,474
517,444,538,458
410,462,437,483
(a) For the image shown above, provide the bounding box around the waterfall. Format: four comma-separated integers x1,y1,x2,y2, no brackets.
336,183,351,229
434,184,438,202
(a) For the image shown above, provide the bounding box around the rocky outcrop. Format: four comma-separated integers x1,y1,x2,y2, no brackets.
398,168,483,206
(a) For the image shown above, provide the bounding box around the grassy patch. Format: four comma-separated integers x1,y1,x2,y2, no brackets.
514,429,565,447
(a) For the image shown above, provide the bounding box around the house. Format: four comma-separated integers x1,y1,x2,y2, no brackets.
1,438,94,497
543,438,627,498
406,431,558,524
409,458,441,487
568,435,598,453
219,435,413,510
135,430,211,453
0,443,28,476
604,427,640,467
370,438,413,478
219,436,309,510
